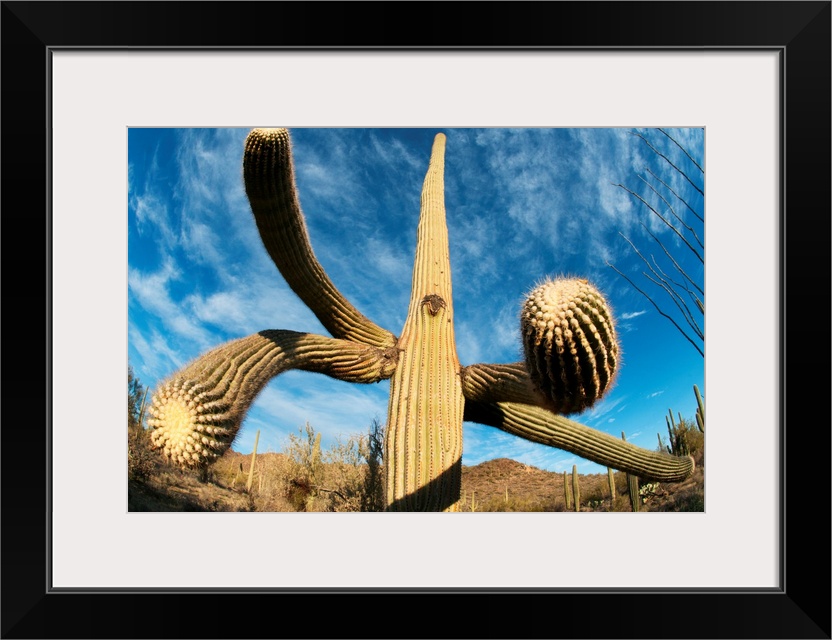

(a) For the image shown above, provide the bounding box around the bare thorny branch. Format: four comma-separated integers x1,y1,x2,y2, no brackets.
609,128,704,358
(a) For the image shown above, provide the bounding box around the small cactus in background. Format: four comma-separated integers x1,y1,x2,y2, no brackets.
666,410,691,457
146,127,696,511
572,464,581,512
629,475,641,512
310,431,322,485
607,467,616,500
246,429,260,493
622,431,640,512
563,471,572,511
694,384,705,432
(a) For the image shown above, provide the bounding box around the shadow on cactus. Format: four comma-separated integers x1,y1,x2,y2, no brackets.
147,128,695,512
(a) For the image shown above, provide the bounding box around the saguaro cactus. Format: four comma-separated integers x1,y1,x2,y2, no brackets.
563,471,572,511
607,467,616,501
147,128,695,512
694,384,705,432
572,465,581,512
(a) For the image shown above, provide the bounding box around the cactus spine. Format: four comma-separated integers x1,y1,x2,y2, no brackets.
146,128,696,511
572,464,581,512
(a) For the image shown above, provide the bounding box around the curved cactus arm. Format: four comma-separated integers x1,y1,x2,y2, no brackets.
147,330,397,469
243,128,397,350
460,362,545,407
463,400,695,482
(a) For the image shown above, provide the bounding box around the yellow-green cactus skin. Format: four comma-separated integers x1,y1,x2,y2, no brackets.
146,127,695,510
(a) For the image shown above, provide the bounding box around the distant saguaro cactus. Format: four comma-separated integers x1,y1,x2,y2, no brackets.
622,431,641,512
563,471,572,511
572,465,581,512
694,384,705,432
147,128,695,511
607,467,616,500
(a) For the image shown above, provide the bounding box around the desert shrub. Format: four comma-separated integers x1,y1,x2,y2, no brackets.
659,416,704,467
360,419,385,512
674,490,705,512
319,434,369,512
128,431,156,481
281,423,324,511
127,365,158,481
650,485,705,512
279,421,386,512
612,494,633,512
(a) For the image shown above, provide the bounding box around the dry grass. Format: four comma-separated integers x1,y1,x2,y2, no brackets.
128,444,704,513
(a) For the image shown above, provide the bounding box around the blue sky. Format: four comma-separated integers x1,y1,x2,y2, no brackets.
128,127,704,475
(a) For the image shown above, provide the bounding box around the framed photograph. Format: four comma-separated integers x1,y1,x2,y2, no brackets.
3,2,829,638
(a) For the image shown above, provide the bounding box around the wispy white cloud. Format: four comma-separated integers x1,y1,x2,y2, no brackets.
241,372,391,452
132,192,176,247
582,394,628,426
368,130,426,177
621,310,647,320
128,259,214,348
128,322,185,381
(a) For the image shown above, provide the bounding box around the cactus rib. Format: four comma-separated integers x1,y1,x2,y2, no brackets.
243,128,397,350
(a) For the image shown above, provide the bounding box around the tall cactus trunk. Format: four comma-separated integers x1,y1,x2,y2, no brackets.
385,134,464,512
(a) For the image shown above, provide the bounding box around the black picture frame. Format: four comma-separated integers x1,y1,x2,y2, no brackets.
2,2,829,638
